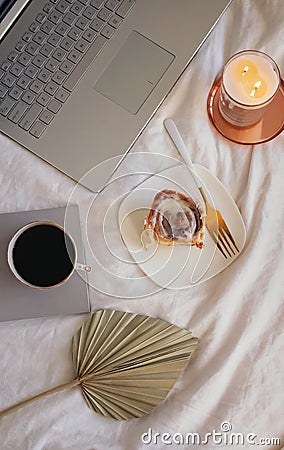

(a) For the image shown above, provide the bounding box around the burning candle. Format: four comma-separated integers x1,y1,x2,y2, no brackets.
219,50,280,127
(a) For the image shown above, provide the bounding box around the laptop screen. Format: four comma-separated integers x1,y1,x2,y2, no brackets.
0,0,17,22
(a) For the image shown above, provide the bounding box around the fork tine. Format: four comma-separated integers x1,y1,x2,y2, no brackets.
216,238,229,259
216,229,234,258
219,219,239,252
214,229,232,258
219,227,236,256
207,226,228,259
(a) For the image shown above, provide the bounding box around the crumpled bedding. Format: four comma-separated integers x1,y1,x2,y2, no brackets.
0,0,283,448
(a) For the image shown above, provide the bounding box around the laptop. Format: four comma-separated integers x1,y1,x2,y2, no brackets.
0,0,231,191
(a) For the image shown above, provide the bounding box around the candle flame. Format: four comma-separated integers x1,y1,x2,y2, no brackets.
250,80,262,97
233,59,267,99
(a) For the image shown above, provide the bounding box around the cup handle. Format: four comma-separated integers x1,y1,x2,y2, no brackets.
76,262,92,272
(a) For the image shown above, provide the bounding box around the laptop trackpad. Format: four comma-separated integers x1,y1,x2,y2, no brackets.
94,31,175,115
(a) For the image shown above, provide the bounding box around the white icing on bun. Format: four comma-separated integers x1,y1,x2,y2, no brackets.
144,190,205,248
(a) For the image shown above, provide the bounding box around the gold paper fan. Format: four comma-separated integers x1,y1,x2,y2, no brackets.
0,310,198,421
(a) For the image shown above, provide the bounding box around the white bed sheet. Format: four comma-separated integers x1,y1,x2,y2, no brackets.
0,0,284,448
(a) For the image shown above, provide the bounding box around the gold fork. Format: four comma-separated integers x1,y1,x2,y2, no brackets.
198,187,239,258
164,118,239,258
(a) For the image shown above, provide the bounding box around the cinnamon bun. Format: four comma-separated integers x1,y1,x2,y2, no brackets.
144,190,205,248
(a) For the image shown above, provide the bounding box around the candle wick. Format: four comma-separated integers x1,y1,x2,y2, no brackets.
250,80,262,97
241,66,249,76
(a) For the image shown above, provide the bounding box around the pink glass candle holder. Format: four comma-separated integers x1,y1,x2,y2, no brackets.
207,50,284,145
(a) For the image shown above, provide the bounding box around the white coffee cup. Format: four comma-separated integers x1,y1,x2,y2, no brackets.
7,221,91,290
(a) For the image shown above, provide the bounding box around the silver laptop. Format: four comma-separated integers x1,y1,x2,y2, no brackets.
0,0,230,191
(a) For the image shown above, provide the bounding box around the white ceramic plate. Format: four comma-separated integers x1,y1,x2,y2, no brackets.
118,164,246,289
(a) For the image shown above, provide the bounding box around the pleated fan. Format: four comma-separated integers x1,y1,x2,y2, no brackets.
0,309,198,420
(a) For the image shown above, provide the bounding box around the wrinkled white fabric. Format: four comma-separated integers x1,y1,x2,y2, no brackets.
0,0,284,449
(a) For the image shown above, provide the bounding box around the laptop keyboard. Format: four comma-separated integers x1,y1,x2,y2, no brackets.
0,0,136,138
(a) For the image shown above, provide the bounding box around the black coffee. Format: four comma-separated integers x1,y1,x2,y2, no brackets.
12,224,76,288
